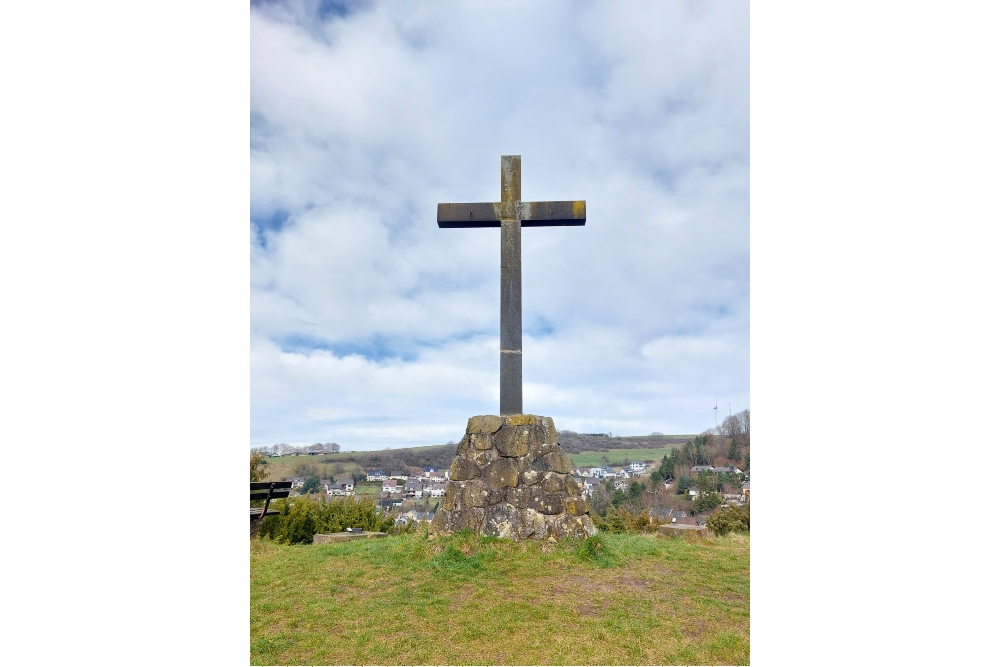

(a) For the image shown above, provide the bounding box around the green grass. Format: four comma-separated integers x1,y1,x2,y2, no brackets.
569,447,677,468
251,531,749,665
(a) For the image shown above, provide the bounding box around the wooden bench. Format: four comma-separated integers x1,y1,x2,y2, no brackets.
250,481,292,523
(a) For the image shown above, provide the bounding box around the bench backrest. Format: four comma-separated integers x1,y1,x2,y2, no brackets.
251,481,293,501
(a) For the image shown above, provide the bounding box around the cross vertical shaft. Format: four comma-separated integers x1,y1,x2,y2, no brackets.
500,156,522,415
436,155,585,417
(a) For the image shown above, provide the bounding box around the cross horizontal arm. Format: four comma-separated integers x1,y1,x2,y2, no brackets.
437,201,586,228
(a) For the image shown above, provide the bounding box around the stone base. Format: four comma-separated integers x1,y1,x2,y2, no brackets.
430,414,597,541
657,524,713,539
313,531,388,544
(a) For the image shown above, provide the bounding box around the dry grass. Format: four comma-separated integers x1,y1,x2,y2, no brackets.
251,530,749,665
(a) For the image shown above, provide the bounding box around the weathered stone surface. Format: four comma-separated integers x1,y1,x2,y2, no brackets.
539,416,558,445
443,479,495,510
540,472,565,494
432,414,590,540
432,508,485,533
527,440,561,462
547,513,596,539
471,433,493,450
481,503,519,539
516,508,548,540
565,496,589,516
450,457,482,481
535,450,573,474
483,457,520,489
494,425,529,457
440,481,462,511
512,454,533,473
520,469,541,486
503,414,536,426
505,486,530,509
469,446,499,467
529,491,564,515
468,415,502,435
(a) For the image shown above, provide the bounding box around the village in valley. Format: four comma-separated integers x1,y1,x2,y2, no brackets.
257,409,750,532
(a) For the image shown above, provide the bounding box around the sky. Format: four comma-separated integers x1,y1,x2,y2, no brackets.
250,0,749,451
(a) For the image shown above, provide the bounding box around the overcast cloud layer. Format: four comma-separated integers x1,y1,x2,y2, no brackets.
250,0,749,450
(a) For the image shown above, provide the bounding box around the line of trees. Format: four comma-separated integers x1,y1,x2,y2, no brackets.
252,442,341,456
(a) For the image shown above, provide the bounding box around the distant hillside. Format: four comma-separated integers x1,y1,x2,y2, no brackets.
262,433,697,482
556,431,695,454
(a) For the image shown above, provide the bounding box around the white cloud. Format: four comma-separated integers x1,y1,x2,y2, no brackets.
251,0,749,449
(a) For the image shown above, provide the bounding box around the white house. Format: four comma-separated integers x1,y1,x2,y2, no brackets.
617,468,631,479
382,479,399,493
284,477,305,489
428,483,446,498
629,461,648,473
335,478,354,492
613,479,629,491
366,470,387,482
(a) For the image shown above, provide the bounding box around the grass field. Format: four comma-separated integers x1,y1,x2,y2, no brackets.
568,447,677,468
250,531,749,665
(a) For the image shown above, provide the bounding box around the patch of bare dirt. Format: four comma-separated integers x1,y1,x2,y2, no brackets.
619,575,653,590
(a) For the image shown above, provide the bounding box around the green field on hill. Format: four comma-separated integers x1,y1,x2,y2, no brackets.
250,531,749,665
568,447,677,468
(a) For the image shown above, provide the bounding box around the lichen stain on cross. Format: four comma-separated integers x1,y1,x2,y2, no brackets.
437,156,586,415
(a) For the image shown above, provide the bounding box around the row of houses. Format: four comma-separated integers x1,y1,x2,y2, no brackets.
381,477,447,498
366,467,447,482
281,477,356,496
572,463,649,480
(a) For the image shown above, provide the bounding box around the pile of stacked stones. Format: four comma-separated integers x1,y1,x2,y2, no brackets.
430,414,596,540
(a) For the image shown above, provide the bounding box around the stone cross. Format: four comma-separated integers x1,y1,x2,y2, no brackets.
438,155,586,415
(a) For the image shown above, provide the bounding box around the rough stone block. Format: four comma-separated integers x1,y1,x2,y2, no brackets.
483,458,519,489
516,508,548,540
547,514,597,539
468,415,502,434
540,472,565,494
529,491,565,515
494,425,529,457
565,497,589,516
503,414,535,426
471,433,493,450
481,503,519,539
658,524,713,539
469,446,498,466
433,508,485,533
564,477,580,495
520,469,541,486
539,416,558,444
527,440,561,462
535,450,573,474
450,457,482,481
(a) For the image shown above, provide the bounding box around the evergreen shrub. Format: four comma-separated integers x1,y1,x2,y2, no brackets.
256,495,395,544
706,503,750,535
